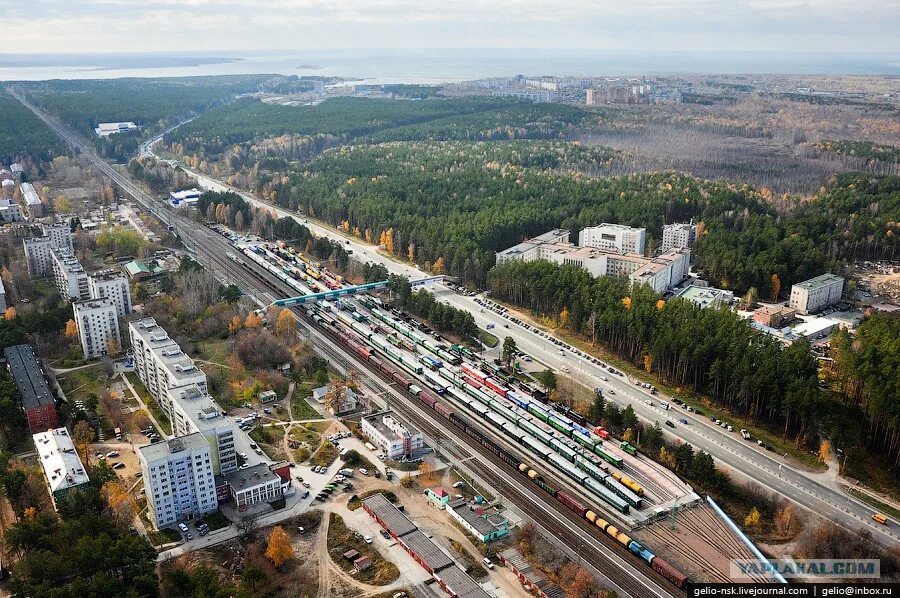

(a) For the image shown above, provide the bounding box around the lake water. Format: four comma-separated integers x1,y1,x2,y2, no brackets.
1,49,897,82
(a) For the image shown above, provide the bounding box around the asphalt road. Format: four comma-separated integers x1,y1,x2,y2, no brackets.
14,94,684,597
134,136,900,549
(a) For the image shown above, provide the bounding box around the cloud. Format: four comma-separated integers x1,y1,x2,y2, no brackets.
6,0,899,54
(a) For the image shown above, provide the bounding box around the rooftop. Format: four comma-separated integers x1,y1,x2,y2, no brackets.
674,285,733,308
89,268,127,282
448,504,508,536
34,428,89,493
73,297,115,312
139,433,211,462
436,566,490,598
4,344,54,411
793,273,844,290
362,411,418,440
362,493,417,537
224,463,280,490
168,383,226,433
20,183,40,206
401,530,454,571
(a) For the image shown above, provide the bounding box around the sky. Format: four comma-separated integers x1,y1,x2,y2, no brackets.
6,0,899,55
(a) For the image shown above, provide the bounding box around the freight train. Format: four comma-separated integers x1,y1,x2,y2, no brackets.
325,320,688,590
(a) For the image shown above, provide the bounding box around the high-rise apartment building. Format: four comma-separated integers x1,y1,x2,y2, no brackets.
88,269,132,317
661,222,698,252
139,434,218,528
73,298,121,359
579,224,646,255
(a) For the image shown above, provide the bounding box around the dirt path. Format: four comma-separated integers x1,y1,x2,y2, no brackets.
316,515,332,598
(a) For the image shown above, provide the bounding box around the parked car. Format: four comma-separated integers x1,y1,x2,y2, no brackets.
178,523,189,533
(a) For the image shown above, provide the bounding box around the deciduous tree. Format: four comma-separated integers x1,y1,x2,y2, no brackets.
265,526,293,568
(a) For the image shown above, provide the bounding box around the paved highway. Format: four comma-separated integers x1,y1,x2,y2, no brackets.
134,132,900,548
14,91,680,597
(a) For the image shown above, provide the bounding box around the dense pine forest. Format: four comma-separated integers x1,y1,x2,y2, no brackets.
0,90,66,166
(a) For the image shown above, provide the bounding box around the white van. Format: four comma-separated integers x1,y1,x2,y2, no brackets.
359,468,369,476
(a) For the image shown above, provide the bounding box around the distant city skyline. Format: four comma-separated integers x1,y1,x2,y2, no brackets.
8,0,899,55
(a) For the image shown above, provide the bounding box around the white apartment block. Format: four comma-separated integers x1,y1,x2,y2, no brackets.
167,383,237,474
661,222,698,252
0,199,25,223
51,248,89,301
73,298,121,359
789,274,844,314
497,230,690,293
139,434,218,528
361,410,423,459
88,269,132,317
20,183,42,219
129,318,207,406
579,223,646,254
23,223,74,278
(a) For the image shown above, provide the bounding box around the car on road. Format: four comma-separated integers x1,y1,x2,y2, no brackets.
679,418,688,425
665,420,675,428
482,557,494,569
364,535,372,544
380,529,391,539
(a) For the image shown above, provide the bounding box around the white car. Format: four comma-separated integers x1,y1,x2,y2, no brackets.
178,522,189,533
364,535,372,544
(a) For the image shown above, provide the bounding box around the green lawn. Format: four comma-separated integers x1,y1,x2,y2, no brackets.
292,383,322,420
310,442,339,468
479,330,499,348
200,510,231,532
125,372,172,436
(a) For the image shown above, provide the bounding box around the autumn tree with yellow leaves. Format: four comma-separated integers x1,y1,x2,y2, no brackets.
265,526,294,568
244,311,263,329
65,319,79,339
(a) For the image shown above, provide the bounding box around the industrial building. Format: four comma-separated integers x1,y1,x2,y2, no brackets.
661,222,698,252
72,298,121,359
579,223,646,254
33,427,89,510
169,188,203,207
445,497,510,543
361,410,423,459
4,344,58,433
139,434,219,528
129,318,208,405
789,274,844,314
94,122,138,137
497,229,690,293
362,493,490,598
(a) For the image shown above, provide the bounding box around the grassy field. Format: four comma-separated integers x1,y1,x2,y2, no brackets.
125,372,172,436
291,383,322,420
478,330,499,348
309,442,339,468
327,513,399,585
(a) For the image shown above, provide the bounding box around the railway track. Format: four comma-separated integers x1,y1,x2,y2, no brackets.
17,93,680,597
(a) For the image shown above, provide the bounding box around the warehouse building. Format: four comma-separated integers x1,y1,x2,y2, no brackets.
95,122,138,137
361,410,423,459
362,493,490,598
4,344,58,433
579,223,646,254
73,298,121,359
789,274,844,314
34,427,89,510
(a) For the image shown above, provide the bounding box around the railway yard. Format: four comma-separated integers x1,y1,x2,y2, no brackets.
207,222,781,590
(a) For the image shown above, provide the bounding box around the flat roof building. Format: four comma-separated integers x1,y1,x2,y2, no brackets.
789,274,844,314
167,383,237,474
445,503,510,543
497,230,690,293
4,344,58,433
95,122,138,137
662,222,698,252
88,269,132,318
51,247,89,301
139,433,218,528
579,223,646,255
224,463,283,509
129,318,207,405
23,223,73,278
73,298,121,359
20,183,42,218
674,285,734,310
361,410,423,459
34,427,89,510
169,188,203,207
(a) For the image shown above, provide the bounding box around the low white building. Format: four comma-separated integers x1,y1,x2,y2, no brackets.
661,222,698,252
73,298,121,359
579,223,646,255
361,411,423,459
95,122,138,137
169,188,203,207
139,434,218,528
33,427,89,510
312,385,359,415
789,274,844,314
88,269,132,318
674,285,734,310
20,183,42,219
224,463,283,509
